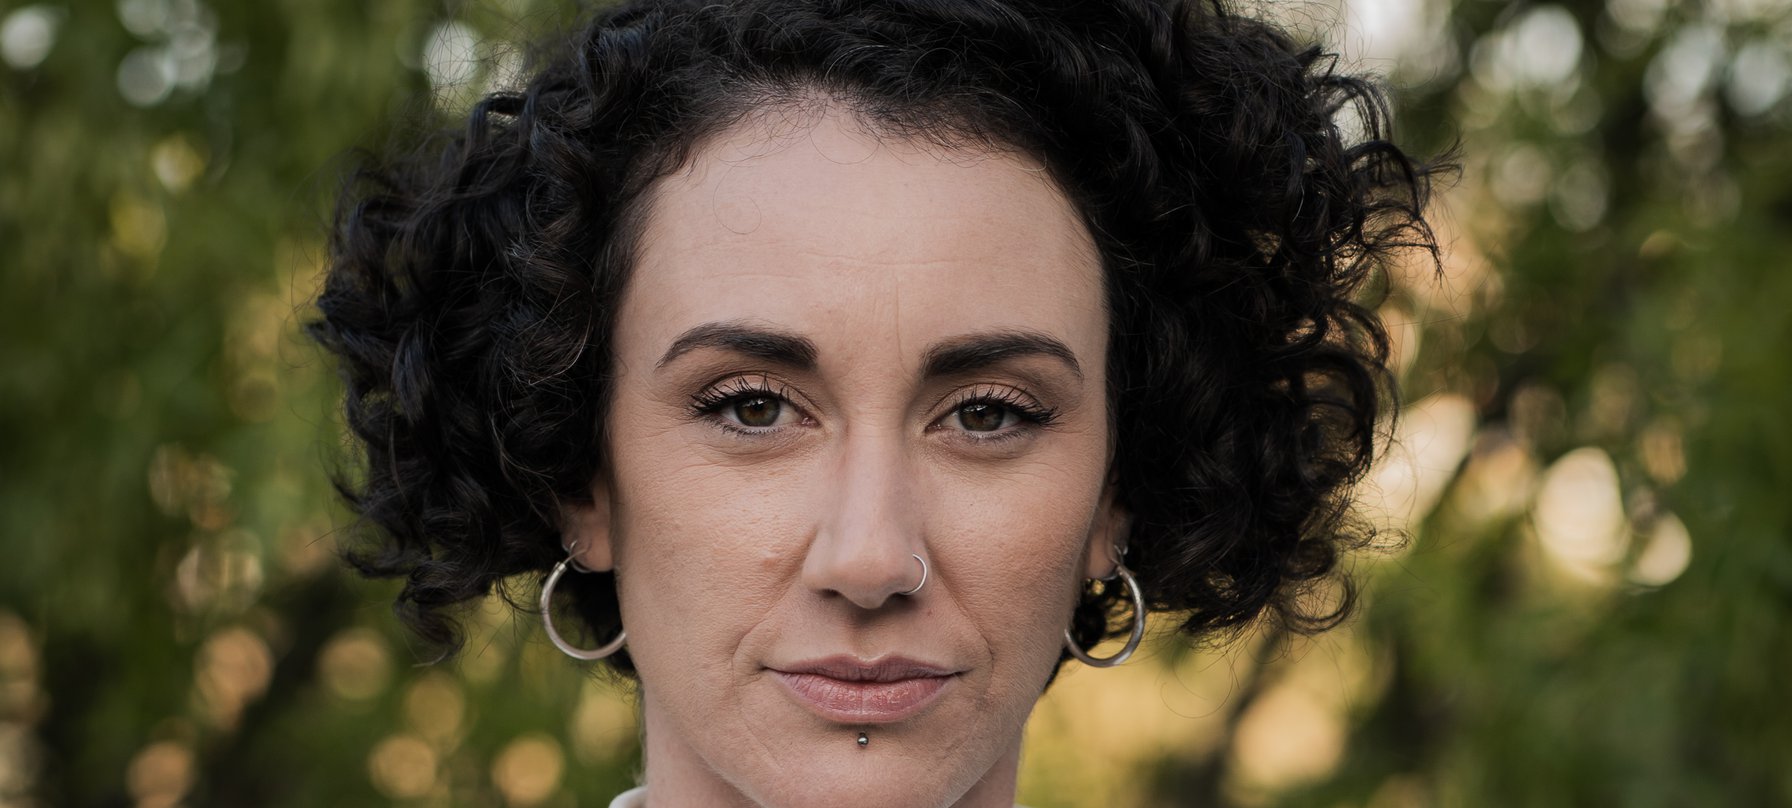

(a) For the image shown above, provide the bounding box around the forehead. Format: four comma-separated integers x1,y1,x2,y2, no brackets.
619,109,1106,371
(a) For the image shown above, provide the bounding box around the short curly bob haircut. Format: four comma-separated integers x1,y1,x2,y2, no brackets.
311,0,1442,673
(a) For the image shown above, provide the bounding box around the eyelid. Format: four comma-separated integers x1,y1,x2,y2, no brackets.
941,383,1053,415
686,373,814,433
932,383,1059,438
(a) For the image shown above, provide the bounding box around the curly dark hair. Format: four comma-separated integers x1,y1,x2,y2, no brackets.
310,0,1441,672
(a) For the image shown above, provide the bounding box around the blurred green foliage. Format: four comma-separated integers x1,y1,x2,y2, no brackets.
1,0,1788,806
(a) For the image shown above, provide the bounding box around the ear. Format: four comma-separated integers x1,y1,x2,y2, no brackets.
1082,473,1129,580
561,473,616,573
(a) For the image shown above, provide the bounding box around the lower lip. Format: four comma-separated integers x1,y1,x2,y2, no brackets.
772,671,954,723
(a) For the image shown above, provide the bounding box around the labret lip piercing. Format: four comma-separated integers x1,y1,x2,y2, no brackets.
857,732,869,748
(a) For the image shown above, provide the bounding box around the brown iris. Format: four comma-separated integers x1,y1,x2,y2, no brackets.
956,402,1008,432
732,396,782,427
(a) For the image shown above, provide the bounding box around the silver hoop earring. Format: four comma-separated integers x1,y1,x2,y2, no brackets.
1062,561,1145,668
899,554,928,596
540,543,625,661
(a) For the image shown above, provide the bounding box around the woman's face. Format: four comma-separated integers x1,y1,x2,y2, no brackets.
569,108,1125,808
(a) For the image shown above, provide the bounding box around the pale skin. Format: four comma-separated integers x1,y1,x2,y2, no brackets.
565,106,1127,808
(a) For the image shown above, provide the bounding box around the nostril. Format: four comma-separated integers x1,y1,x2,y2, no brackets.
802,548,922,610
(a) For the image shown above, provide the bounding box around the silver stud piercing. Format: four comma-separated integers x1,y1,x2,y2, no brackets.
540,540,626,661
1061,560,1146,668
857,732,869,748
899,553,928,596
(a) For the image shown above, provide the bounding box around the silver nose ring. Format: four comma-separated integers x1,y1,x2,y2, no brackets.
899,554,928,596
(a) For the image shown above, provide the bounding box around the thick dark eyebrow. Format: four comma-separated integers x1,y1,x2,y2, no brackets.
922,330,1083,382
656,321,820,371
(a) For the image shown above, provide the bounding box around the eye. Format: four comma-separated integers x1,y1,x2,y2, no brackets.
955,401,1017,432
688,375,807,434
937,386,1058,442
728,395,785,428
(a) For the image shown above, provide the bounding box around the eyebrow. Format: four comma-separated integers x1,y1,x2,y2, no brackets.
656,321,1082,382
657,320,820,370
920,330,1083,382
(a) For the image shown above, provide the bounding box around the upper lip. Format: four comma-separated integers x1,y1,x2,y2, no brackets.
772,655,959,682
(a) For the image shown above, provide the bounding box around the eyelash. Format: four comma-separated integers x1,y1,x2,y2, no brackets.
938,385,1059,443
685,377,1059,442
686,374,797,435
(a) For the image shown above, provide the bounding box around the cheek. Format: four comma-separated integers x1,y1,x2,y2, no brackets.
930,460,1100,653
606,441,808,673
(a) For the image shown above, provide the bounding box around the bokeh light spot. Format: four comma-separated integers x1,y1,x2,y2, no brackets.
0,721,44,797
0,6,62,70
0,613,39,692
194,626,273,729
1452,428,1541,524
318,627,392,702
1630,510,1693,587
0,613,43,726
423,21,482,111
1229,682,1346,794
125,741,193,808
1491,144,1551,208
403,672,466,746
1360,393,1477,534
117,46,174,106
569,680,637,764
172,532,265,615
1638,418,1686,484
1726,39,1790,116
1533,447,1629,583
1605,0,1670,37
492,734,565,807
151,135,205,192
1511,6,1584,86
1474,5,1584,92
367,733,438,800
1646,24,1725,131
116,0,169,38
1550,159,1611,232
109,192,167,262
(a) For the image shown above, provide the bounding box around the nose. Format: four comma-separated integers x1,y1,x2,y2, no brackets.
801,429,927,609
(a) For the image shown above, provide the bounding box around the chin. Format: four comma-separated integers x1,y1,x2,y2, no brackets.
759,726,1013,808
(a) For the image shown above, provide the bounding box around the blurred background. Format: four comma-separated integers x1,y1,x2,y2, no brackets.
2,0,1789,805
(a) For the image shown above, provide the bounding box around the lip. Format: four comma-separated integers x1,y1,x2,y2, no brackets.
770,655,960,724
